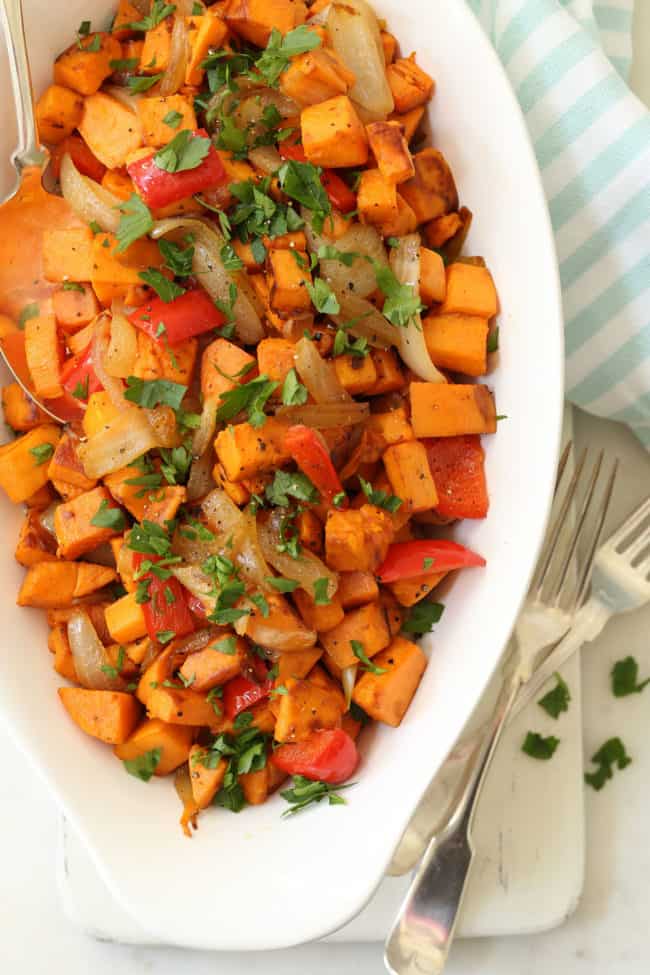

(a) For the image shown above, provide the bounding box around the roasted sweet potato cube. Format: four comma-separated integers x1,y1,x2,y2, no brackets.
15,509,58,567
112,0,143,39
54,33,122,95
146,686,220,727
319,600,391,669
419,247,446,305
0,424,61,503
386,54,435,113
36,84,84,145
275,646,323,681
380,30,397,64
424,212,463,250
280,47,355,106
43,226,94,283
189,746,227,808
389,105,425,143
366,407,414,460
335,571,376,609
273,676,343,742
133,332,198,386
441,263,498,318
137,94,197,147
301,95,368,168
388,571,447,607
114,718,194,775
52,283,99,331
2,382,49,431
79,92,144,169
377,193,418,238
357,168,399,225
179,636,246,691
256,338,296,387
49,625,78,682
352,635,427,726
296,508,322,555
214,418,291,482
268,250,313,314
333,352,378,395
325,504,394,573
366,121,414,184
223,0,297,47
409,382,497,437
383,440,438,514
139,19,173,74
105,591,147,643
201,337,257,401
423,313,488,377
17,561,117,608
366,347,405,395
59,688,142,745
293,588,344,633
239,766,269,805
399,149,458,224
186,11,228,86
54,485,124,560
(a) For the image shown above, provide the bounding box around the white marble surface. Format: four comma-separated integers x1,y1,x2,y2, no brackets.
2,8,650,974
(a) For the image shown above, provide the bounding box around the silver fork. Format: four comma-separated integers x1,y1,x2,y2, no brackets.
384,444,618,975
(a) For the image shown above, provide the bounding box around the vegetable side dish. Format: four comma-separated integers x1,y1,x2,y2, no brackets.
0,0,499,828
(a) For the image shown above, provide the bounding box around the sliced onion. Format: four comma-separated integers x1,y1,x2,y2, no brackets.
234,612,317,654
274,402,369,428
145,405,179,448
38,501,58,537
79,407,162,479
328,0,394,120
341,664,357,709
259,510,338,599
308,2,331,23
331,292,399,347
67,610,125,691
152,218,264,344
68,321,95,357
171,565,217,615
248,145,282,175
201,487,247,540
235,90,299,129
175,765,199,837
172,525,223,565
303,211,387,298
192,397,217,458
60,153,121,233
186,452,216,502
235,512,273,591
160,14,188,96
390,234,446,384
295,336,350,404
92,315,127,409
103,85,141,113
105,303,138,379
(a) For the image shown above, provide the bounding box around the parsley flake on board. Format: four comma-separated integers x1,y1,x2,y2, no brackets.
351,640,386,675
611,656,650,697
123,747,161,782
254,26,321,86
521,732,560,761
402,600,444,635
537,672,571,718
124,377,187,410
280,775,354,817
90,500,126,531
584,737,632,790
29,443,54,466
116,194,154,252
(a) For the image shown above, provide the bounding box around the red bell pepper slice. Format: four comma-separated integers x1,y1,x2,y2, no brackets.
223,674,273,719
424,435,489,520
128,289,225,345
278,141,357,213
376,539,486,583
127,129,227,209
60,344,104,402
284,425,344,505
51,134,106,182
132,553,195,644
271,728,359,785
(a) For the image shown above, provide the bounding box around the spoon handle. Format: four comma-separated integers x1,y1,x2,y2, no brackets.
0,0,47,171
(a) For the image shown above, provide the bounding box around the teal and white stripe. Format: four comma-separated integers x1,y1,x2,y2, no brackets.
466,0,650,447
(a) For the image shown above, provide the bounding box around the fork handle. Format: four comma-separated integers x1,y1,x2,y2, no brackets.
512,598,611,718
0,0,46,171
384,677,520,975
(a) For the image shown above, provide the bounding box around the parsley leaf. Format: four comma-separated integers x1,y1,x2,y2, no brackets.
359,476,402,513
110,57,140,72
266,576,300,593
158,238,194,277
124,377,187,410
538,673,571,718
280,774,353,817
332,329,369,358
373,263,424,326
157,629,175,644
123,747,161,782
154,129,211,173
584,737,631,790
18,303,39,329
215,114,248,157
265,470,319,507
138,267,186,302
214,635,238,656
116,194,154,252
220,242,244,270
351,639,386,675
29,442,53,466
128,520,173,558
317,244,359,267
127,73,164,93
125,1,176,32
278,160,330,230
313,578,331,605
90,499,126,531
215,375,278,427
611,656,650,697
71,377,89,400
281,368,308,406
402,600,444,635
254,26,321,86
521,732,560,761
101,646,126,680
163,109,183,128
62,281,84,292
487,326,499,354
307,278,340,315
332,491,346,509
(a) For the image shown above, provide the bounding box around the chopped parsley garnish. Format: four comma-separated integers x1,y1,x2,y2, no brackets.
278,159,331,232
123,747,161,782
313,578,331,605
332,491,346,509
307,278,340,315
373,263,424,326
125,1,176,32
254,26,321,86
220,242,244,270
158,238,194,277
537,672,571,718
265,576,300,593
250,591,270,617
265,470,319,508
139,267,186,302
359,476,402,513
116,194,154,252
402,600,444,635
90,499,126,531
229,176,303,242
154,128,211,173
62,281,84,292
214,114,248,157
333,329,369,358
206,686,223,717
200,722,270,813
163,109,183,129
584,737,632,790
101,646,126,680
127,73,164,93
214,635,238,656
160,445,192,485
521,732,560,761
351,639,386,675
128,519,173,558
280,775,353,817
124,376,187,410
215,374,278,427
18,302,39,329
156,629,176,644
110,56,140,72
29,442,54,466
203,554,249,626
281,368,308,406
487,326,499,354
317,244,359,266
611,656,650,697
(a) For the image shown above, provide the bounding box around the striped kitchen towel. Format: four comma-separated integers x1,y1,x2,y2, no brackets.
467,0,650,447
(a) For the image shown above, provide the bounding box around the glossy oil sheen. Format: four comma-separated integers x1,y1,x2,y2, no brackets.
0,0,564,950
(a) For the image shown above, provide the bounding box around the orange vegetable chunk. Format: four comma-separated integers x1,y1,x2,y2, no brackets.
58,688,142,745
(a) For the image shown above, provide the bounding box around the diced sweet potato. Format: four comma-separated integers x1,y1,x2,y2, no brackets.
365,407,414,460
273,675,343,742
78,93,144,169
82,392,120,438
419,247,446,305
104,467,185,525
240,592,317,653
114,718,194,775
49,625,78,682
43,226,94,283
440,263,498,318
186,11,228,85
325,504,394,573
224,0,297,47
139,19,173,74
104,591,147,643
423,313,488,377
54,485,123,560
383,440,438,514
409,382,497,437
389,105,425,143
101,168,134,201
137,94,197,147
189,745,227,808
0,424,61,503
333,352,378,395
201,337,257,401
357,168,398,226
54,33,122,95
366,121,414,184
48,431,97,492
275,646,323,681
380,30,397,65
301,95,368,168
280,48,355,106
52,283,99,331
352,635,427,726
268,250,313,315
17,561,117,608
319,600,391,669
367,347,405,395
15,509,58,567
239,766,270,805
36,84,84,145
112,0,142,39
256,338,296,387
386,54,435,113
388,571,447,607
424,213,463,250
337,571,378,609
58,688,142,745
296,508,322,554
2,383,49,431
146,686,220,727
293,588,344,633
377,192,418,238
133,332,198,386
214,418,291,482
399,149,458,224
179,636,246,692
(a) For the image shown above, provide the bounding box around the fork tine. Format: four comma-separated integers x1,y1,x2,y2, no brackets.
574,458,618,607
551,449,604,604
623,527,650,562
531,445,587,598
609,497,650,549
